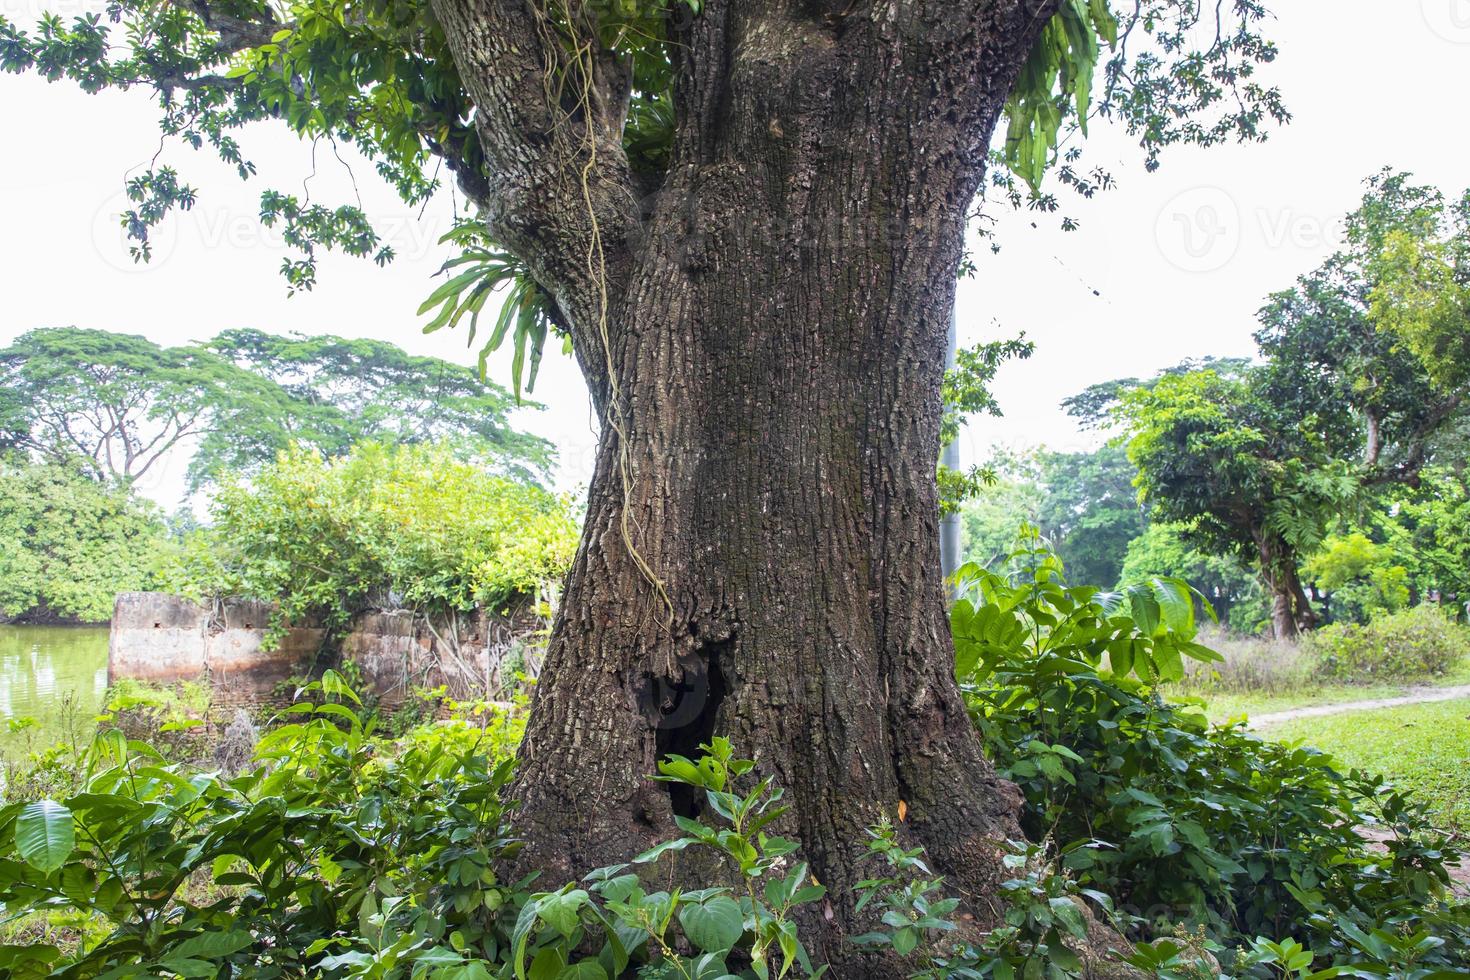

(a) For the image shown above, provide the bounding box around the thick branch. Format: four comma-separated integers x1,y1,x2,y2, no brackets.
427,0,639,404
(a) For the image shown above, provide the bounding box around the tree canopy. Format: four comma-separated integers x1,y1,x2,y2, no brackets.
0,326,553,492
1110,173,1469,637
0,457,169,622
199,328,553,484
0,327,287,484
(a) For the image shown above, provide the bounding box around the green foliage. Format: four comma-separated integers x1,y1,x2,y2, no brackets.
1121,367,1352,570
1365,180,1470,393
957,454,1045,568
0,673,530,978
1255,171,1467,481
1098,173,1470,636
958,444,1148,592
1117,362,1361,634
158,442,578,640
1302,533,1409,625
0,327,284,484
939,338,1035,515
201,328,553,486
941,339,1037,449
0,712,832,980
0,327,553,493
1034,443,1145,590
4,551,1469,977
955,534,1467,965
1122,524,1267,633
0,456,169,622
853,824,1099,980
1303,605,1470,682
1383,465,1470,607
1003,0,1118,192
418,223,566,403
510,736,829,980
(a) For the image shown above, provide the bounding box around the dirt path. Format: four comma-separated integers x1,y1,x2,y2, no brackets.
1247,684,1470,728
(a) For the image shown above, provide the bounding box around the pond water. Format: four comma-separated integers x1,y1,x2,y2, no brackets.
0,625,110,755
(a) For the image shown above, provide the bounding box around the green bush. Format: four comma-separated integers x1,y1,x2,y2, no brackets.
0,674,529,977
4,532,1467,979
0,456,169,622
954,533,1469,969
157,441,579,640
1304,604,1470,681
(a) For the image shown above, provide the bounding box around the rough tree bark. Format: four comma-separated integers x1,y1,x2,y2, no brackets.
429,1,1064,969
1256,532,1316,641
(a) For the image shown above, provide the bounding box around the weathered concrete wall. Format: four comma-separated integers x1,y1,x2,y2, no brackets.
108,594,531,707
340,608,528,705
109,593,326,705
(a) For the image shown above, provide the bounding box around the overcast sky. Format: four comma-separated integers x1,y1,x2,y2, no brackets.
2,0,1468,505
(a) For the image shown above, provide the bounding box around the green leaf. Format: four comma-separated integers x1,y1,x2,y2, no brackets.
678,896,744,953
537,888,590,938
15,801,73,874
169,930,255,960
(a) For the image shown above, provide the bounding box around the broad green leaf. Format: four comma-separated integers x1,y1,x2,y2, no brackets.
677,896,744,953
15,801,73,874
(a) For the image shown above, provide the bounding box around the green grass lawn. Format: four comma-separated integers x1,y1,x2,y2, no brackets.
1258,697,1470,836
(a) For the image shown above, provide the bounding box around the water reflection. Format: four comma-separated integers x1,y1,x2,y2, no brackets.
0,625,110,753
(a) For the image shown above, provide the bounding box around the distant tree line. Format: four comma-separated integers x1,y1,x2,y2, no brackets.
964,172,1470,638
0,326,553,492
0,327,557,623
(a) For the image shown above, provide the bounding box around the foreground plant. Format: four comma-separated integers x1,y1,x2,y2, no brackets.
0,673,525,977
509,737,828,978
959,532,1470,972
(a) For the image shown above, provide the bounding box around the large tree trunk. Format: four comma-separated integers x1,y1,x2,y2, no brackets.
429,1,1063,971
1257,533,1316,640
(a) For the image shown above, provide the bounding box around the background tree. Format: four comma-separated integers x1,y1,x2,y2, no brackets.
1113,174,1468,640
1119,365,1353,639
0,327,554,493
0,327,282,484
0,0,1288,959
957,443,1143,589
958,450,1045,567
1359,466,1470,619
1302,532,1411,626
1254,172,1465,484
1035,442,1144,588
197,328,553,485
0,456,169,623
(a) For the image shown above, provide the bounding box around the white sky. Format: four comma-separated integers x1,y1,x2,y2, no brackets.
2,0,1468,506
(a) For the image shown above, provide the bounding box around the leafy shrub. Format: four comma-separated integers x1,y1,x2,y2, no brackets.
156,441,579,641
0,677,836,979
0,673,529,977
954,534,1469,970
1303,532,1410,625
852,823,1103,979
1304,604,1470,681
